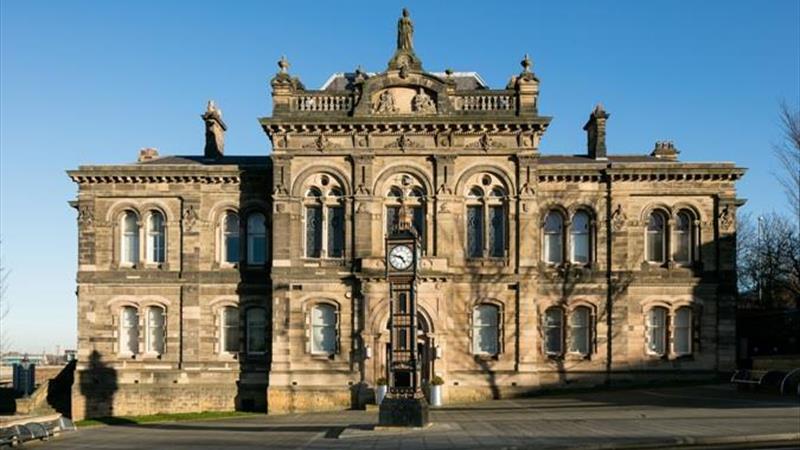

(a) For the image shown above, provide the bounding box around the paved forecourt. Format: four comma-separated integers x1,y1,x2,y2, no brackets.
33,385,800,449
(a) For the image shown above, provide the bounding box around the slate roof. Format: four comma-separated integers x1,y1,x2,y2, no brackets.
136,155,270,166
321,71,488,92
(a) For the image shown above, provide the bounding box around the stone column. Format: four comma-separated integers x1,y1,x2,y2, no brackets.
351,154,375,259
433,154,456,259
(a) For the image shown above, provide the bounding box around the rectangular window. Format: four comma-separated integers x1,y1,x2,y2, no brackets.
544,309,563,356
488,205,505,257
569,307,591,355
305,206,323,258
386,206,400,235
147,307,165,354
327,206,345,257
673,232,690,263
674,308,692,355
221,307,239,353
467,205,484,258
473,305,499,355
412,206,425,251
247,308,267,354
647,308,667,356
311,305,336,354
120,307,139,354
647,233,664,263
224,235,239,263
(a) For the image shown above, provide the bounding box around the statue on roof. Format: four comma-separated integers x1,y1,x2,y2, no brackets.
397,8,414,51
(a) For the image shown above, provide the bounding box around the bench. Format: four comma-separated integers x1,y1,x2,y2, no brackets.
730,369,786,392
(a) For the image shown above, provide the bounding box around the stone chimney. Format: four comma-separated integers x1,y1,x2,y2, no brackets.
583,104,610,160
202,100,227,160
137,147,159,162
651,141,680,161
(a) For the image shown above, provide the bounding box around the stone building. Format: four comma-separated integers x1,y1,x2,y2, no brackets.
68,11,745,420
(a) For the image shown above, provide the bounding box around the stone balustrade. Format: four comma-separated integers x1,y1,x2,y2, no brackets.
295,94,354,112
454,93,515,112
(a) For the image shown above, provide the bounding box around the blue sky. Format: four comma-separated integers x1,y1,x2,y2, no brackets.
1,1,798,353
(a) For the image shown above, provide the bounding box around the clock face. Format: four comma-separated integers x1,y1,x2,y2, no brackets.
389,245,414,270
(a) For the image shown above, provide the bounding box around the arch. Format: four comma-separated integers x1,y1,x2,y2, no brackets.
207,200,239,224
291,165,351,197
538,203,569,225
567,203,598,220
105,200,142,223
671,201,703,221
454,165,514,197
639,202,673,223
370,298,437,337
372,163,434,197
209,295,239,309
138,200,175,223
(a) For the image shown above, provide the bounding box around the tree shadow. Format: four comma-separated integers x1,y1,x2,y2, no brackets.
79,350,118,419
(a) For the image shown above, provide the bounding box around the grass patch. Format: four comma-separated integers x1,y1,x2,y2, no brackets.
76,410,261,427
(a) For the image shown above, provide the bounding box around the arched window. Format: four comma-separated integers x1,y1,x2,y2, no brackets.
247,213,267,265
672,211,692,264
465,176,507,259
147,211,166,264
246,308,267,354
221,212,240,264
543,211,564,264
120,306,139,355
543,307,564,356
220,306,239,354
646,306,668,356
570,211,591,264
384,179,426,253
646,211,667,263
304,180,345,259
311,304,337,355
121,211,139,265
569,306,592,356
473,304,499,356
146,306,165,355
674,307,692,355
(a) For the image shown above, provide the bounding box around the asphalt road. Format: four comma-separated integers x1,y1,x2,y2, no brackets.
29,385,800,449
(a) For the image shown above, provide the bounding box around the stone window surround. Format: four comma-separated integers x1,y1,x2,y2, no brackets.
464,174,509,261
108,296,171,360
642,204,701,268
540,302,597,361
210,296,241,360
300,173,347,260
642,298,702,360
540,206,597,268
302,299,341,359
109,202,173,271
468,299,505,359
383,174,428,254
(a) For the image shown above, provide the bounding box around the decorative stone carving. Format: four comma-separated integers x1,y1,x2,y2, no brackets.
397,8,413,52
373,90,398,114
438,201,450,213
411,88,436,114
355,183,371,196
467,133,504,151
272,183,290,196
385,133,422,151
182,204,199,232
519,182,535,196
303,134,340,151
77,205,94,229
611,204,627,232
718,205,734,231
436,132,451,148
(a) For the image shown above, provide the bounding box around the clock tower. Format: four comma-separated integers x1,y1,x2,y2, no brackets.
379,203,430,427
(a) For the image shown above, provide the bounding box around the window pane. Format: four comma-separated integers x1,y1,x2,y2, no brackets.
473,305,499,355
571,212,590,263
247,213,267,264
121,307,139,354
674,308,692,355
569,307,591,355
672,212,691,263
327,206,345,257
544,212,563,263
647,212,665,262
306,206,322,258
412,206,425,251
223,213,239,263
247,308,267,353
386,206,399,235
312,304,336,354
148,307,165,354
467,205,484,258
148,212,165,263
544,308,563,355
222,307,239,353
122,212,139,264
647,308,667,355
488,205,505,257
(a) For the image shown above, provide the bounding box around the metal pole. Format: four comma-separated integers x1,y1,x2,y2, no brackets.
757,216,764,304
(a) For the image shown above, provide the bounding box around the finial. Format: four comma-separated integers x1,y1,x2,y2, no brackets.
206,99,221,116
521,54,532,73
278,55,290,74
